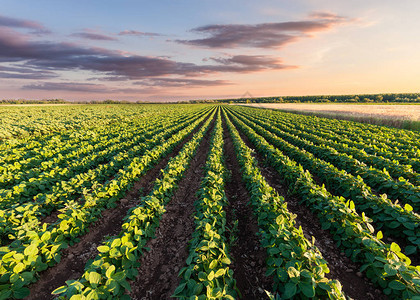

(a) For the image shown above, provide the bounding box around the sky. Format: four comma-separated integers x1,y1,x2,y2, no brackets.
0,0,420,101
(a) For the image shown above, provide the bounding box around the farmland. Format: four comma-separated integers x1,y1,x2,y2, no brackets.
0,104,419,300
240,103,420,131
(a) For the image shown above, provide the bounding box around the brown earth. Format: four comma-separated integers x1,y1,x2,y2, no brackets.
27,116,210,300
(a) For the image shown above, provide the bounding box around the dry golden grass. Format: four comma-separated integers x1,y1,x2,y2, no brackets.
239,103,420,130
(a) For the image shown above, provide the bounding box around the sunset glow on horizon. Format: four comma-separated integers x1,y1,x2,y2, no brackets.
1,0,420,101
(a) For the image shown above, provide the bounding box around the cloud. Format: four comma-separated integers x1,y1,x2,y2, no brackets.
0,72,56,79
207,55,295,72
176,12,350,48
0,65,57,79
0,27,114,62
0,27,293,80
133,78,232,87
0,14,50,34
118,30,161,37
22,82,151,94
71,29,117,41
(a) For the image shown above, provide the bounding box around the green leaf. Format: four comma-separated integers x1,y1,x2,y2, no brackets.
198,272,207,281
207,271,215,281
111,238,121,248
321,222,331,230
287,267,300,279
388,280,406,291
209,260,217,269
106,265,116,278
390,242,401,253
97,246,110,253
0,290,12,300
299,281,315,298
89,272,101,285
384,264,397,277
205,223,211,232
86,290,99,300
41,232,51,242
173,282,186,295
387,221,400,229
220,257,231,265
376,231,383,240
193,283,203,295
214,269,225,278
24,244,38,257
20,272,34,283
13,288,30,299
127,252,136,261
51,286,68,295
404,203,413,212
112,271,125,282
13,262,25,274
405,245,417,255
283,282,297,299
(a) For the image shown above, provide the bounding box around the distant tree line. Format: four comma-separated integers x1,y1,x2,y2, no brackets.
0,99,68,104
188,93,420,104
2,93,420,104
0,99,159,104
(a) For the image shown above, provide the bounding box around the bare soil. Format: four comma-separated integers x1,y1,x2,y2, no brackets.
222,117,274,299
128,119,215,300
233,120,385,300
27,117,209,300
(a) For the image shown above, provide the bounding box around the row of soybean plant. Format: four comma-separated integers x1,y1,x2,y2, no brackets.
51,108,216,300
0,107,210,246
0,107,215,299
225,107,420,299
229,107,420,256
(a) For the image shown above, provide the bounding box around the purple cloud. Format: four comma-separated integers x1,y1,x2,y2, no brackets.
176,12,350,48
71,30,117,41
133,78,232,87
0,14,50,34
0,27,114,62
0,65,57,79
22,82,152,94
118,30,161,37
0,27,292,80
207,55,295,72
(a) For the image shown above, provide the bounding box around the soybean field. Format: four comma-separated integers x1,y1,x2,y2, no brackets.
0,104,419,300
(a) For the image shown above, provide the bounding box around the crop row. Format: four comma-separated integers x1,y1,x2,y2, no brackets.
233,107,420,211
241,106,420,171
225,107,420,299
52,107,215,300
223,108,346,299
0,110,196,208
0,108,215,299
0,108,211,246
0,108,195,189
229,108,420,255
268,107,420,153
239,107,420,185
173,111,238,299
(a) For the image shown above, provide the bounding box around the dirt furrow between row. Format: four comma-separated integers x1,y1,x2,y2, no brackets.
128,119,215,300
27,117,209,300
222,118,274,299
233,119,384,300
